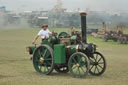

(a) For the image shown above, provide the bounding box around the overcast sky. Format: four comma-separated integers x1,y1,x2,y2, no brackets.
0,0,128,11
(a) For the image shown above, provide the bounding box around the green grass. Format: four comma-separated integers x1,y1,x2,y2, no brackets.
0,28,128,85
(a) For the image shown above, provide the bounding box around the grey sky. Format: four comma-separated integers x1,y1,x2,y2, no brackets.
0,0,128,11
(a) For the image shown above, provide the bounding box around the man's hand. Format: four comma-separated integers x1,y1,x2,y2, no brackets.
49,34,52,37
32,35,39,44
32,41,35,44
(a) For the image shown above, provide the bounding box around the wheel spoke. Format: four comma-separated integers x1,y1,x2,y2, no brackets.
80,67,85,73
95,54,98,61
78,68,80,75
35,60,41,65
84,61,88,67
40,49,44,57
98,64,103,69
70,62,75,66
96,66,100,73
45,61,51,65
44,65,47,72
98,62,104,64
75,68,79,74
94,66,97,73
45,58,52,61
72,57,77,64
90,59,94,65
90,65,94,70
39,62,44,66
35,56,40,61
72,66,77,70
38,50,42,57
35,60,39,63
78,57,82,64
39,66,42,71
91,56,96,62
97,57,102,63
43,49,48,57
91,57,95,61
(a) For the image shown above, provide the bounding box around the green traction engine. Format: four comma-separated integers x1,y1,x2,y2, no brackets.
26,13,106,78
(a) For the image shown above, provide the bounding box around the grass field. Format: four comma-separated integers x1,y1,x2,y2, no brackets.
0,28,128,85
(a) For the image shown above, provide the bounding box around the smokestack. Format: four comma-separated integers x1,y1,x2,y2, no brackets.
80,12,87,43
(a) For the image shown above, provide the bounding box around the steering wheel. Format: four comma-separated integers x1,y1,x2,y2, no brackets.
58,32,70,38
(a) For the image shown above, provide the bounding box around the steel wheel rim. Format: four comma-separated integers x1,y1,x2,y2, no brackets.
89,52,106,76
33,45,54,74
68,52,90,78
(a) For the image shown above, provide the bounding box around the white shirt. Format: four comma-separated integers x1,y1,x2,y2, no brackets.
37,29,51,39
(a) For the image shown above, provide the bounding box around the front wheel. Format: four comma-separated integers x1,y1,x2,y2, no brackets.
68,52,90,78
89,52,106,76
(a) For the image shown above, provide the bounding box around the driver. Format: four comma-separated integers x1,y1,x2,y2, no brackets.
32,24,52,44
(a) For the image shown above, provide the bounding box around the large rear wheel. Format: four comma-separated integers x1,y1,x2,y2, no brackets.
33,45,54,75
